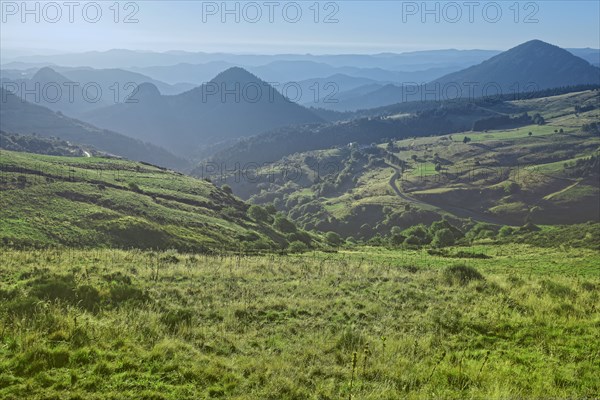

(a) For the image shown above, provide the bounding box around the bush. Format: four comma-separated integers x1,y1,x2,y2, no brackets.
325,231,342,246
444,264,485,285
221,184,233,194
247,205,270,222
402,224,432,246
432,228,455,248
273,215,297,234
109,284,147,305
467,222,497,241
288,241,309,253
128,182,142,192
498,226,514,237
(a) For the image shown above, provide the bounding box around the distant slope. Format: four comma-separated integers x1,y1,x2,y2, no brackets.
567,48,600,67
0,131,96,157
0,88,188,170
434,40,600,94
7,49,500,70
210,90,600,237
81,67,324,157
315,41,600,112
0,150,293,252
0,66,194,117
203,104,498,167
60,67,195,96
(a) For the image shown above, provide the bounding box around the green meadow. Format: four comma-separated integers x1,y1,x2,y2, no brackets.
0,245,598,399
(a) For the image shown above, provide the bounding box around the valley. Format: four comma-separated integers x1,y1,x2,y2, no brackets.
1,30,599,400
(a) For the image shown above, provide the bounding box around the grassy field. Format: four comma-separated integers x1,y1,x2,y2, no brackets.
0,150,293,252
0,245,598,399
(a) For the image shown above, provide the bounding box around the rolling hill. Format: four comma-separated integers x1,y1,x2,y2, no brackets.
433,40,600,95
0,150,297,252
203,90,600,237
0,88,188,170
81,67,324,158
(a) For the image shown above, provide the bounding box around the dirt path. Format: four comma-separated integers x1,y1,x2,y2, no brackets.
386,162,505,225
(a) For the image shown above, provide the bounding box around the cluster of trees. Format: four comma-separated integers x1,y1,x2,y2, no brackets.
582,122,600,134
563,155,599,178
472,112,544,131
0,131,85,156
385,219,465,248
247,204,319,253
575,104,597,114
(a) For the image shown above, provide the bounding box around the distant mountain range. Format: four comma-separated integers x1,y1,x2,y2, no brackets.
79,67,324,157
2,40,598,166
0,66,194,116
4,47,598,70
0,87,187,169
314,40,600,111
433,40,600,95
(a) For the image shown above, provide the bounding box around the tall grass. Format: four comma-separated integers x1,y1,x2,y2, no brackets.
0,247,598,399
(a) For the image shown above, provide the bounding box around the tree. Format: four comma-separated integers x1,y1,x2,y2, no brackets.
432,228,455,247
273,215,297,233
402,224,431,246
248,205,269,222
325,231,342,246
528,131,532,136
221,184,233,194
264,204,277,215
463,136,472,144
389,227,406,247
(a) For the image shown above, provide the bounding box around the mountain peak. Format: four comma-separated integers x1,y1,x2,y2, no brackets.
135,82,161,97
32,66,68,82
433,40,600,92
210,67,262,84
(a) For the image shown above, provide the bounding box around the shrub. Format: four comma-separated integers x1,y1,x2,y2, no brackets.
402,224,432,246
109,284,147,305
274,215,297,234
444,264,485,285
498,225,514,237
467,222,497,241
432,228,455,248
288,241,309,253
247,205,270,222
287,230,312,246
128,182,142,192
221,184,233,194
76,285,102,312
325,231,342,246
30,274,77,303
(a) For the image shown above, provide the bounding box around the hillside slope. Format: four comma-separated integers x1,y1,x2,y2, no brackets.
209,90,600,237
0,150,294,252
0,88,188,170
434,40,600,93
81,67,324,157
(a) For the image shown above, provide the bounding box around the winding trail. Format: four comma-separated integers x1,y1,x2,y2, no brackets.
386,162,505,225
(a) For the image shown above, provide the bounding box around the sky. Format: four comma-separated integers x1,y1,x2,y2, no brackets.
1,0,599,58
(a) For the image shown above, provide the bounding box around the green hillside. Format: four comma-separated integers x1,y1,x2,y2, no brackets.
0,150,299,252
214,90,600,238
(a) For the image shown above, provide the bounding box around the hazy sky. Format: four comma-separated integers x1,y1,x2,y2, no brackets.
1,1,599,57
